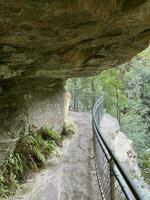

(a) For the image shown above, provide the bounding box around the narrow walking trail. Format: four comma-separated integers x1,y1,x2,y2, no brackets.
11,112,100,200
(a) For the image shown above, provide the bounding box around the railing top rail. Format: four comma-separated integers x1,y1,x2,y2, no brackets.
71,92,99,97
92,97,144,200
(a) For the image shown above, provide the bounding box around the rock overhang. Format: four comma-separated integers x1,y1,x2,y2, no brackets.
0,0,150,80
0,0,150,168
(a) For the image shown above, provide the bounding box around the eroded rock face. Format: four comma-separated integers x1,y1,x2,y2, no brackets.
0,0,150,78
0,1,150,165
0,78,67,165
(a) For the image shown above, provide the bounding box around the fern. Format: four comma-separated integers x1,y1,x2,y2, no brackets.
0,125,61,198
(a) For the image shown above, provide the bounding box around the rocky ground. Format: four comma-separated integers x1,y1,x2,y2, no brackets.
8,112,100,200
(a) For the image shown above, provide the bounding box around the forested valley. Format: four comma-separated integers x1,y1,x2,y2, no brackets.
67,47,150,184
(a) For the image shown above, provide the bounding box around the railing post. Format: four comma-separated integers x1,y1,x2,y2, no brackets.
109,159,115,200
98,106,100,127
77,95,79,112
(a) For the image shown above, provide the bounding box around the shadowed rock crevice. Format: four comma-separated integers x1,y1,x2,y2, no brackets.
121,0,148,12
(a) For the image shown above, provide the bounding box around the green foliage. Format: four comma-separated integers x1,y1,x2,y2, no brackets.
40,127,61,145
139,150,150,183
121,59,150,183
67,46,150,183
62,122,75,137
67,69,128,121
0,126,60,198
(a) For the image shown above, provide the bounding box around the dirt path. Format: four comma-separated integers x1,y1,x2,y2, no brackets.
10,112,100,200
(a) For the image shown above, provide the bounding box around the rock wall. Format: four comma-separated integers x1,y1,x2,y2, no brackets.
0,0,150,167
0,0,150,79
0,78,67,166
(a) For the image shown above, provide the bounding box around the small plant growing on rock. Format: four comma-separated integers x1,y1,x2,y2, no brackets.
40,127,61,145
61,122,75,137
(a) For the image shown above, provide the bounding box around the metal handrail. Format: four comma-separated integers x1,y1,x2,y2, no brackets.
92,97,144,200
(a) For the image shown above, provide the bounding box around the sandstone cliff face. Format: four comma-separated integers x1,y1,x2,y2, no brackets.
0,1,150,165
0,0,150,78
0,79,67,166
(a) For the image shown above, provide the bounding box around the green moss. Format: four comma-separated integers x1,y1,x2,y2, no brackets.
0,126,61,199
61,122,75,137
